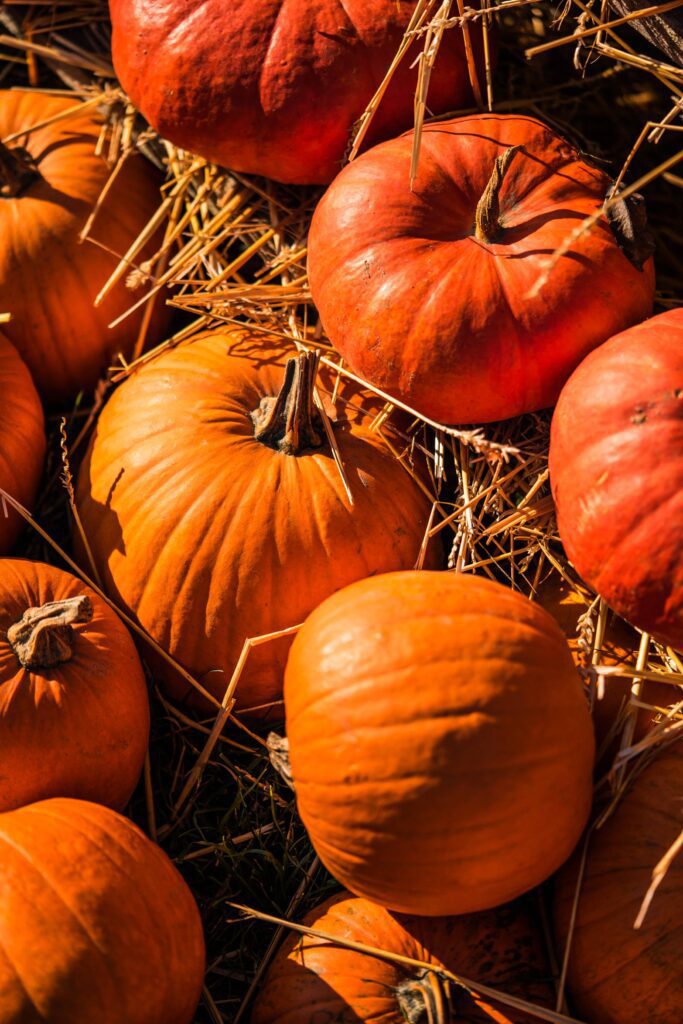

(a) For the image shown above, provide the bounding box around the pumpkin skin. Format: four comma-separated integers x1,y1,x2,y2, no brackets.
0,559,150,813
109,0,487,186
0,89,167,404
0,334,45,553
0,797,205,1023
75,332,438,715
307,114,655,424
554,740,683,1024
285,570,595,915
252,892,554,1024
550,309,683,651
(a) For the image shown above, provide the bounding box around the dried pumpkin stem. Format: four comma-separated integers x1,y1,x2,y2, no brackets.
0,141,40,198
474,145,521,244
266,732,295,791
396,972,452,1024
8,595,93,670
252,351,323,455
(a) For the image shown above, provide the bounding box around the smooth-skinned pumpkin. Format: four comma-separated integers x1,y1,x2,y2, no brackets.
252,892,554,1024
284,570,595,916
0,797,205,1023
75,331,439,716
109,0,487,185
0,559,150,813
554,739,683,1024
0,334,45,553
307,114,655,424
0,89,167,404
550,308,683,651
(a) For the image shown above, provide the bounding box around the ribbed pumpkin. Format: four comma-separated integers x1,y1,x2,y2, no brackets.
0,89,167,404
109,0,487,185
0,334,44,553
0,797,205,1023
252,892,554,1024
307,114,655,424
550,308,683,651
284,570,595,915
554,740,683,1024
0,559,150,813
75,332,438,715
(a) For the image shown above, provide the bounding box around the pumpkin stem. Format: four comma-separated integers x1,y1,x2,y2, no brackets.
7,596,93,670
252,351,324,455
0,141,40,198
396,972,452,1024
474,145,520,244
267,732,295,791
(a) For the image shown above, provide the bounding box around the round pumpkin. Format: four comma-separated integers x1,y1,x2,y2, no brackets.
109,0,487,185
75,332,438,715
554,739,683,1024
0,89,167,404
0,796,205,1023
0,334,44,553
252,892,554,1024
550,308,683,651
284,570,595,915
0,559,150,813
307,114,655,424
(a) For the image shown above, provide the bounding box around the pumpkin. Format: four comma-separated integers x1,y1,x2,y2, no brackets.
0,559,150,813
307,114,655,424
0,796,205,1023
554,739,683,1024
252,892,554,1024
75,332,438,715
0,334,44,553
0,89,167,404
284,570,595,915
109,0,487,186
550,308,683,651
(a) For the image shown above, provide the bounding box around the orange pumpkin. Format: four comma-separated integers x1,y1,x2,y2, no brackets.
0,797,205,1023
0,334,44,552
0,89,167,404
285,570,595,915
75,333,438,715
0,559,150,812
554,740,683,1024
252,892,554,1024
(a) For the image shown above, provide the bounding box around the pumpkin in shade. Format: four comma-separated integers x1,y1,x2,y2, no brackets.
75,332,438,716
0,797,205,1023
252,892,554,1024
307,114,655,424
554,739,683,1024
284,570,595,916
0,89,167,404
0,334,44,553
109,0,487,186
0,559,150,813
550,308,683,651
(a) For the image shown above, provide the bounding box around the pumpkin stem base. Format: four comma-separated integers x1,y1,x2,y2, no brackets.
396,972,452,1024
0,141,40,199
8,595,94,670
474,146,520,244
252,351,323,455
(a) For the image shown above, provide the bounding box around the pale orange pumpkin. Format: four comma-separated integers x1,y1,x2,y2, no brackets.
0,333,44,552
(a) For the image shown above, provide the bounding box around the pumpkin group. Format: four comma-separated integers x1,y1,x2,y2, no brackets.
0,89,167,404
75,332,438,715
0,335,44,553
284,570,595,915
550,308,683,651
307,113,655,423
0,559,150,813
0,797,205,1023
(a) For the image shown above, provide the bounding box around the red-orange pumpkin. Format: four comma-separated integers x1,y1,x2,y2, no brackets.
0,334,44,553
109,0,487,185
554,739,683,1024
0,559,150,813
0,89,167,404
252,892,554,1024
307,114,655,424
284,570,595,915
75,333,438,715
550,309,683,651
0,797,205,1023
